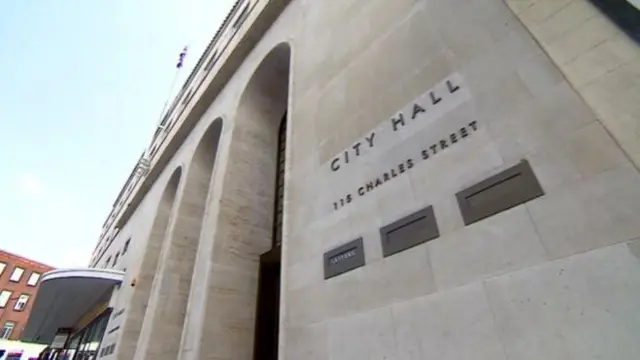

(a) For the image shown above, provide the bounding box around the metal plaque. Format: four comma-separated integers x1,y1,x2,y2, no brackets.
323,238,365,279
456,159,544,226
379,205,440,257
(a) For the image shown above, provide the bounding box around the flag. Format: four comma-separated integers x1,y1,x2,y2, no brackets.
176,46,188,69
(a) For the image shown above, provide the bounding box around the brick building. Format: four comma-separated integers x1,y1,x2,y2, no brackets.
0,250,54,340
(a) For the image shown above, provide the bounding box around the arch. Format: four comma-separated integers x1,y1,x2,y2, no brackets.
194,42,292,360
136,118,225,360
237,42,291,130
116,167,182,360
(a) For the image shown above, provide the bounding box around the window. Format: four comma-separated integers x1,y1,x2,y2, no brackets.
123,239,130,254
1,322,15,339
9,267,24,282
152,126,163,141
203,50,219,71
232,3,251,29
159,115,171,128
0,290,12,308
113,252,120,267
181,89,193,105
273,115,287,247
0,262,6,276
149,144,159,158
13,294,29,311
27,272,41,286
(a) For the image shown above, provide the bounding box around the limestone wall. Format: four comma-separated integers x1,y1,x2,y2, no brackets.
92,0,640,359
281,0,640,359
506,0,640,169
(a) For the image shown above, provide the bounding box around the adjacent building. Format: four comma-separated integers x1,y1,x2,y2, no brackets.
0,250,54,341
22,0,640,359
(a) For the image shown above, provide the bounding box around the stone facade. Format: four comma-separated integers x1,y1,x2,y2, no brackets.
92,0,640,359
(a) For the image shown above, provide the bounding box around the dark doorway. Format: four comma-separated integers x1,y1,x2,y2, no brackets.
253,112,287,360
253,247,281,360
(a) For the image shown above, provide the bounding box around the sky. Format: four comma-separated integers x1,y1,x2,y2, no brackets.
0,0,236,268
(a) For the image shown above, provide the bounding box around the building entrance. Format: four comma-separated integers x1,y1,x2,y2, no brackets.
253,112,287,360
253,247,281,360
196,43,291,359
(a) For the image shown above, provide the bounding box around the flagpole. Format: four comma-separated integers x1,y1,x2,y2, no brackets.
156,69,181,127
140,46,189,170
156,46,188,128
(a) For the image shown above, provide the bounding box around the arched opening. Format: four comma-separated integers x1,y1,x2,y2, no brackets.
252,111,287,359
135,118,224,360
196,42,291,360
117,167,181,360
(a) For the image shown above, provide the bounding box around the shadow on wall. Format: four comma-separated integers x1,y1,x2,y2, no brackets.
587,0,640,44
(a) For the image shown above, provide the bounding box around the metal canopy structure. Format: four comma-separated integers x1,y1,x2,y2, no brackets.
20,269,124,344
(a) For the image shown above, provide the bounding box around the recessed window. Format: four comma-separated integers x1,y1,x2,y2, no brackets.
149,144,159,158
0,290,12,308
123,239,130,254
232,3,251,29
13,294,30,311
181,89,193,105
159,115,170,128
27,272,41,286
203,50,219,71
113,252,120,267
1,321,15,339
9,267,24,282
0,262,6,276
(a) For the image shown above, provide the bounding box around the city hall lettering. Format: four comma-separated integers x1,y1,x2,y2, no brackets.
329,78,462,173
323,73,476,212
331,121,479,211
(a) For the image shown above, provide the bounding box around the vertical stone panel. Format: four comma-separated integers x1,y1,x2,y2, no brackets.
116,168,181,360
192,43,291,360
505,0,640,168
485,241,640,360
135,120,223,360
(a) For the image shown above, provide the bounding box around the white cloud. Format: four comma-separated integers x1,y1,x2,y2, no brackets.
16,172,46,198
4,172,97,268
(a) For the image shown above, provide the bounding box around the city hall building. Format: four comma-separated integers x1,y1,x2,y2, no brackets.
22,0,640,359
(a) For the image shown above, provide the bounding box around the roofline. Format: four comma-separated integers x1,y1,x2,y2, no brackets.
42,268,125,282
0,249,56,270
174,0,245,102
90,0,292,267
98,0,244,232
